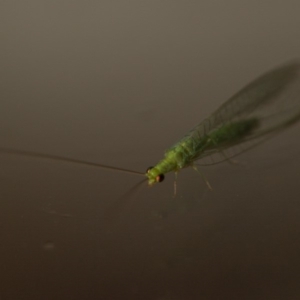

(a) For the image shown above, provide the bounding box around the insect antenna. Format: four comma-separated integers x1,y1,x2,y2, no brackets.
0,147,144,176
104,177,147,221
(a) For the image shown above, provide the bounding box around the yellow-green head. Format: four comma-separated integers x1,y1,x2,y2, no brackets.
146,166,165,186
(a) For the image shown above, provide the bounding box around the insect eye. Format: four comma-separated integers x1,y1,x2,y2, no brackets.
146,166,154,174
156,174,165,183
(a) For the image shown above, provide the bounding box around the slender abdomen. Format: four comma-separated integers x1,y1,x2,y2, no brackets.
154,118,259,175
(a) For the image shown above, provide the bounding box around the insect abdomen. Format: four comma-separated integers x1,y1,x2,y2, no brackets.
163,118,259,169
208,118,259,146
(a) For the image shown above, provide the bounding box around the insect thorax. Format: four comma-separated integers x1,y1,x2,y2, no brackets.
151,118,259,180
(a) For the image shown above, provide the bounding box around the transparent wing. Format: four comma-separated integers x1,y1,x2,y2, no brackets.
208,62,300,127
182,62,300,166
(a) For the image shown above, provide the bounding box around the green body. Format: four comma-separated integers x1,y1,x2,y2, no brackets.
147,118,259,185
146,62,300,186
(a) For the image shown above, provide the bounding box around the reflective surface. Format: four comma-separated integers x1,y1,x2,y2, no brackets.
1,2,300,299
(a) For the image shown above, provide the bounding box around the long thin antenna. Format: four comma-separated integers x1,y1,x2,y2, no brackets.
0,147,145,176
104,177,147,221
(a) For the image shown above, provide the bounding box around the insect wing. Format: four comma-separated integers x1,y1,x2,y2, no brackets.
191,62,300,165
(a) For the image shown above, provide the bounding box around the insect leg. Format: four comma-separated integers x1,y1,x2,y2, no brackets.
209,137,238,165
220,150,239,165
173,171,178,198
192,165,213,190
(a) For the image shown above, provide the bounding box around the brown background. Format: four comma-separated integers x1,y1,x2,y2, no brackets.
1,1,300,299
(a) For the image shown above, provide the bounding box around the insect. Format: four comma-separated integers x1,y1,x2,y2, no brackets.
146,62,300,189
1,62,300,192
